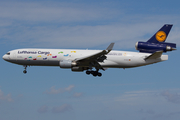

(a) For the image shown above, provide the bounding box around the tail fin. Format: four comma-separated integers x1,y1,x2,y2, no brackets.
135,24,176,53
147,24,173,43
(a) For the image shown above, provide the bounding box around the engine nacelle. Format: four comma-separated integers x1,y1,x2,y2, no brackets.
135,41,176,53
59,60,84,72
59,60,77,68
71,67,84,72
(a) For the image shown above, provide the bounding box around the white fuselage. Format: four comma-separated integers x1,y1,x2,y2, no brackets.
2,48,168,69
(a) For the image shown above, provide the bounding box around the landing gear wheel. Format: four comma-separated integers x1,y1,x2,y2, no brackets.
86,68,103,77
98,72,102,77
92,71,98,77
23,70,27,74
86,71,91,75
93,74,97,77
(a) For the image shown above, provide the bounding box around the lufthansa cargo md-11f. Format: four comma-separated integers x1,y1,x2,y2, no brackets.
2,24,176,77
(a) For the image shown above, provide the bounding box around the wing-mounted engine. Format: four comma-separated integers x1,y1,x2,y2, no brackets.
59,60,76,68
71,67,84,72
59,60,84,72
135,42,176,53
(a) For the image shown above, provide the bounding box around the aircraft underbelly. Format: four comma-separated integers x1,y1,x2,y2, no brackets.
7,60,59,66
103,56,145,68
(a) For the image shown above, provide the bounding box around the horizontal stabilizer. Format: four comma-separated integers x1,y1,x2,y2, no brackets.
144,51,163,60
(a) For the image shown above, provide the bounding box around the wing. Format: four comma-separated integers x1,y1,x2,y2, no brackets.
74,43,114,70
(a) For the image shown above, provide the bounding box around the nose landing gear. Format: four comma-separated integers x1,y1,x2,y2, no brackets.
23,65,27,74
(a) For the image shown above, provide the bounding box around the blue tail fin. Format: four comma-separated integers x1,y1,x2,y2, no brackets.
135,24,176,53
147,24,173,43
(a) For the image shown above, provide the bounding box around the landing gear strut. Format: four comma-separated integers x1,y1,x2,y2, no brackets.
23,65,27,74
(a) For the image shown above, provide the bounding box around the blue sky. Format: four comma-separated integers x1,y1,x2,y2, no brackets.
0,0,180,120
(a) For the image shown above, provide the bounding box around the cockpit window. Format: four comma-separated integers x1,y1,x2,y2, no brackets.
6,52,10,55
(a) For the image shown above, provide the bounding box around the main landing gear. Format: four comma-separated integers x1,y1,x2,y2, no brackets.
23,65,27,74
86,70,102,77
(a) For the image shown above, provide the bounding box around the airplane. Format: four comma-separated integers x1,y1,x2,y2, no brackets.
2,24,176,77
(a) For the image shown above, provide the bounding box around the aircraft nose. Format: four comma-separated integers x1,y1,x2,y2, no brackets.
2,54,7,60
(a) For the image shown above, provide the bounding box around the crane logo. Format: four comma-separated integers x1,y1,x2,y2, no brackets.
156,31,166,42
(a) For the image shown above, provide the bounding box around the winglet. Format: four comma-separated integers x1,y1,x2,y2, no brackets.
106,43,115,51
144,51,163,60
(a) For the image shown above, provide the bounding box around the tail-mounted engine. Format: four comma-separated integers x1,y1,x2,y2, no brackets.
135,24,176,53
135,42,176,53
